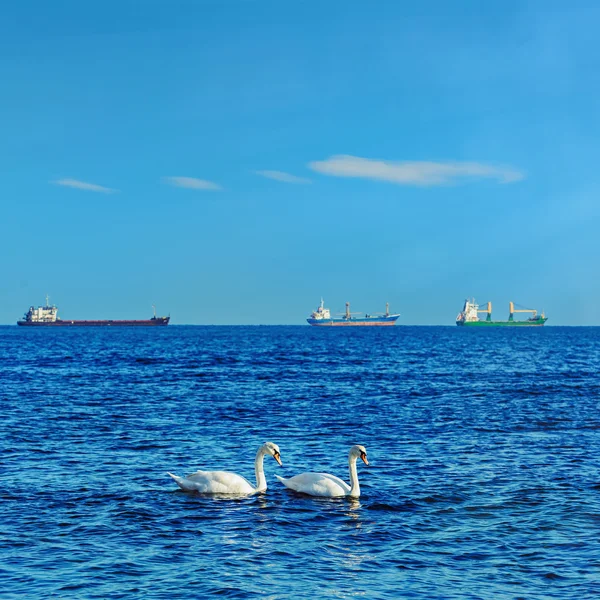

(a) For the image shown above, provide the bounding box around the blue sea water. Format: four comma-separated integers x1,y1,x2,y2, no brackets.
1,325,599,599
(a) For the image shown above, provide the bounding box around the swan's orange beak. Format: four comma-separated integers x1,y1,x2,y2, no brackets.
360,453,369,466
273,452,282,466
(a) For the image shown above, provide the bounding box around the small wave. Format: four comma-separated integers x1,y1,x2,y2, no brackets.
135,357,162,365
367,501,420,512
417,493,467,505
452,552,492,561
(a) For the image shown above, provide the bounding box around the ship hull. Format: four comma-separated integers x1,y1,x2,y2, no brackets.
456,318,547,327
307,316,399,327
17,318,170,327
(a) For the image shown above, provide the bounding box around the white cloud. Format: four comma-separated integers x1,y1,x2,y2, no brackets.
254,170,311,184
53,178,118,193
308,155,524,186
163,176,222,191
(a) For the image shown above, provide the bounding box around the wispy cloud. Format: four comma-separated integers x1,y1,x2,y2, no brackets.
162,176,222,191
254,170,311,184
53,178,118,193
308,155,524,186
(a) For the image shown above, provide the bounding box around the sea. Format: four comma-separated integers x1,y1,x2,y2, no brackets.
1,325,599,599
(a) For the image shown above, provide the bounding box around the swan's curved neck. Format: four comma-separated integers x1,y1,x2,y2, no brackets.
348,454,360,497
254,447,267,491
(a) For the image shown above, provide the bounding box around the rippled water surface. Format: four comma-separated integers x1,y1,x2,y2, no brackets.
1,326,599,598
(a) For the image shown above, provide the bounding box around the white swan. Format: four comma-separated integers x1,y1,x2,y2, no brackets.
275,445,368,498
167,442,282,495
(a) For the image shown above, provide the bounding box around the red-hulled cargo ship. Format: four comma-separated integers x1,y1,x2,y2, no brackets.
17,297,170,326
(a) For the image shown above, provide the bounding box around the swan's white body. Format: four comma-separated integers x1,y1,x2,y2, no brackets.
276,445,368,498
168,442,281,495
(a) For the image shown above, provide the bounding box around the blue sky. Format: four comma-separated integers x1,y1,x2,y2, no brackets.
1,0,599,324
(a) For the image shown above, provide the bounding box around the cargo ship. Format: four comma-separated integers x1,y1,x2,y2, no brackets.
456,299,547,327
307,299,400,326
17,297,170,326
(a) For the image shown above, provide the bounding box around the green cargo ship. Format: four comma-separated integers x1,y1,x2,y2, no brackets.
456,299,547,326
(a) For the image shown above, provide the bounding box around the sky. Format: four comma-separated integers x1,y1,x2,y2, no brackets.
1,0,599,325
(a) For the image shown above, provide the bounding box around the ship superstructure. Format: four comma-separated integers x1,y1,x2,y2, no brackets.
456,299,547,326
17,296,170,326
307,299,400,327
22,296,59,323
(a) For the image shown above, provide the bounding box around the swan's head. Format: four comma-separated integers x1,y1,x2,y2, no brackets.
262,442,282,466
350,445,369,465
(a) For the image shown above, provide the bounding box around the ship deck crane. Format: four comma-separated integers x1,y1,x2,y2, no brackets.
509,302,543,321
337,302,361,319
374,303,397,317
477,301,492,321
